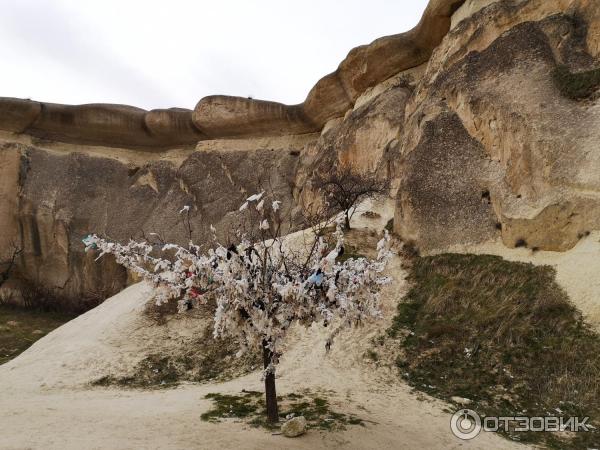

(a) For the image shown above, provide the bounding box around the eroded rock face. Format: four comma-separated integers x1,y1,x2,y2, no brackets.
192,96,315,138
294,71,416,211
0,0,465,148
3,134,311,302
0,144,20,253
395,112,499,250
1,0,599,306
395,0,600,252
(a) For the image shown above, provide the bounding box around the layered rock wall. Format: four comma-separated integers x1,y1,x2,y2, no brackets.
1,0,600,304
0,0,465,148
0,132,312,301
396,0,600,251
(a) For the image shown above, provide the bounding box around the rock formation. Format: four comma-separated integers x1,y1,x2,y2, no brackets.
396,0,600,251
1,0,599,305
0,0,464,148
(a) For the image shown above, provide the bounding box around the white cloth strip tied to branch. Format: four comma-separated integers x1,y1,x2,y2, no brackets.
83,193,393,375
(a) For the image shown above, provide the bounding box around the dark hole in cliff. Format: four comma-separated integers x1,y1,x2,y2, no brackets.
515,238,528,248
289,150,300,157
481,190,491,204
128,166,140,177
577,230,591,240
385,219,394,232
495,222,502,230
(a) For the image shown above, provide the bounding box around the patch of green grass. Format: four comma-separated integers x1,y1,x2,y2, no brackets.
201,393,260,422
0,305,75,365
387,253,600,449
553,65,600,100
285,392,304,400
202,390,365,432
92,354,183,389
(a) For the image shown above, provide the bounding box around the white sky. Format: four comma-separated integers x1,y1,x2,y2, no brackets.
0,0,429,110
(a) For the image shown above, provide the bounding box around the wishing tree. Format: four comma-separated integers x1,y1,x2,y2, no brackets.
83,192,392,423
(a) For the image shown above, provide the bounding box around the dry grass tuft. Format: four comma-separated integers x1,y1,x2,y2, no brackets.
387,253,600,449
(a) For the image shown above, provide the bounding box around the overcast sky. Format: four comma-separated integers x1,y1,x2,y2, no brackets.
0,0,429,110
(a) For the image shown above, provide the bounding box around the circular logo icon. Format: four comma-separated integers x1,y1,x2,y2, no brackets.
450,409,482,440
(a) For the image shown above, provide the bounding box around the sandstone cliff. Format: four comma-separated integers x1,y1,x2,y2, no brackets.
1,0,599,305
396,0,600,252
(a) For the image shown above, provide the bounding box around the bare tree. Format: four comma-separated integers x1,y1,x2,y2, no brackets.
0,241,22,288
84,192,393,424
315,166,389,230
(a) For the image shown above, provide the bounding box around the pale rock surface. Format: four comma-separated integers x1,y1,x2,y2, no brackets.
0,131,312,302
395,0,600,252
281,416,307,438
1,0,600,304
0,0,465,147
450,0,500,29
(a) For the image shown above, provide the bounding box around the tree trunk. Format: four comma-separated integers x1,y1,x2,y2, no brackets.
262,342,279,423
344,211,351,230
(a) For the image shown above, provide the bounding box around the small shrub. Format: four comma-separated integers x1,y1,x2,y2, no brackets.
361,211,381,219
365,350,379,361
401,240,420,259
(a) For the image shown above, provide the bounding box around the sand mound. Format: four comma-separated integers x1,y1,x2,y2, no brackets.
0,281,256,391
0,199,523,449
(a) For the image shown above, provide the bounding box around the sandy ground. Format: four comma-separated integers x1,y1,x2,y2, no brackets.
0,199,525,450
